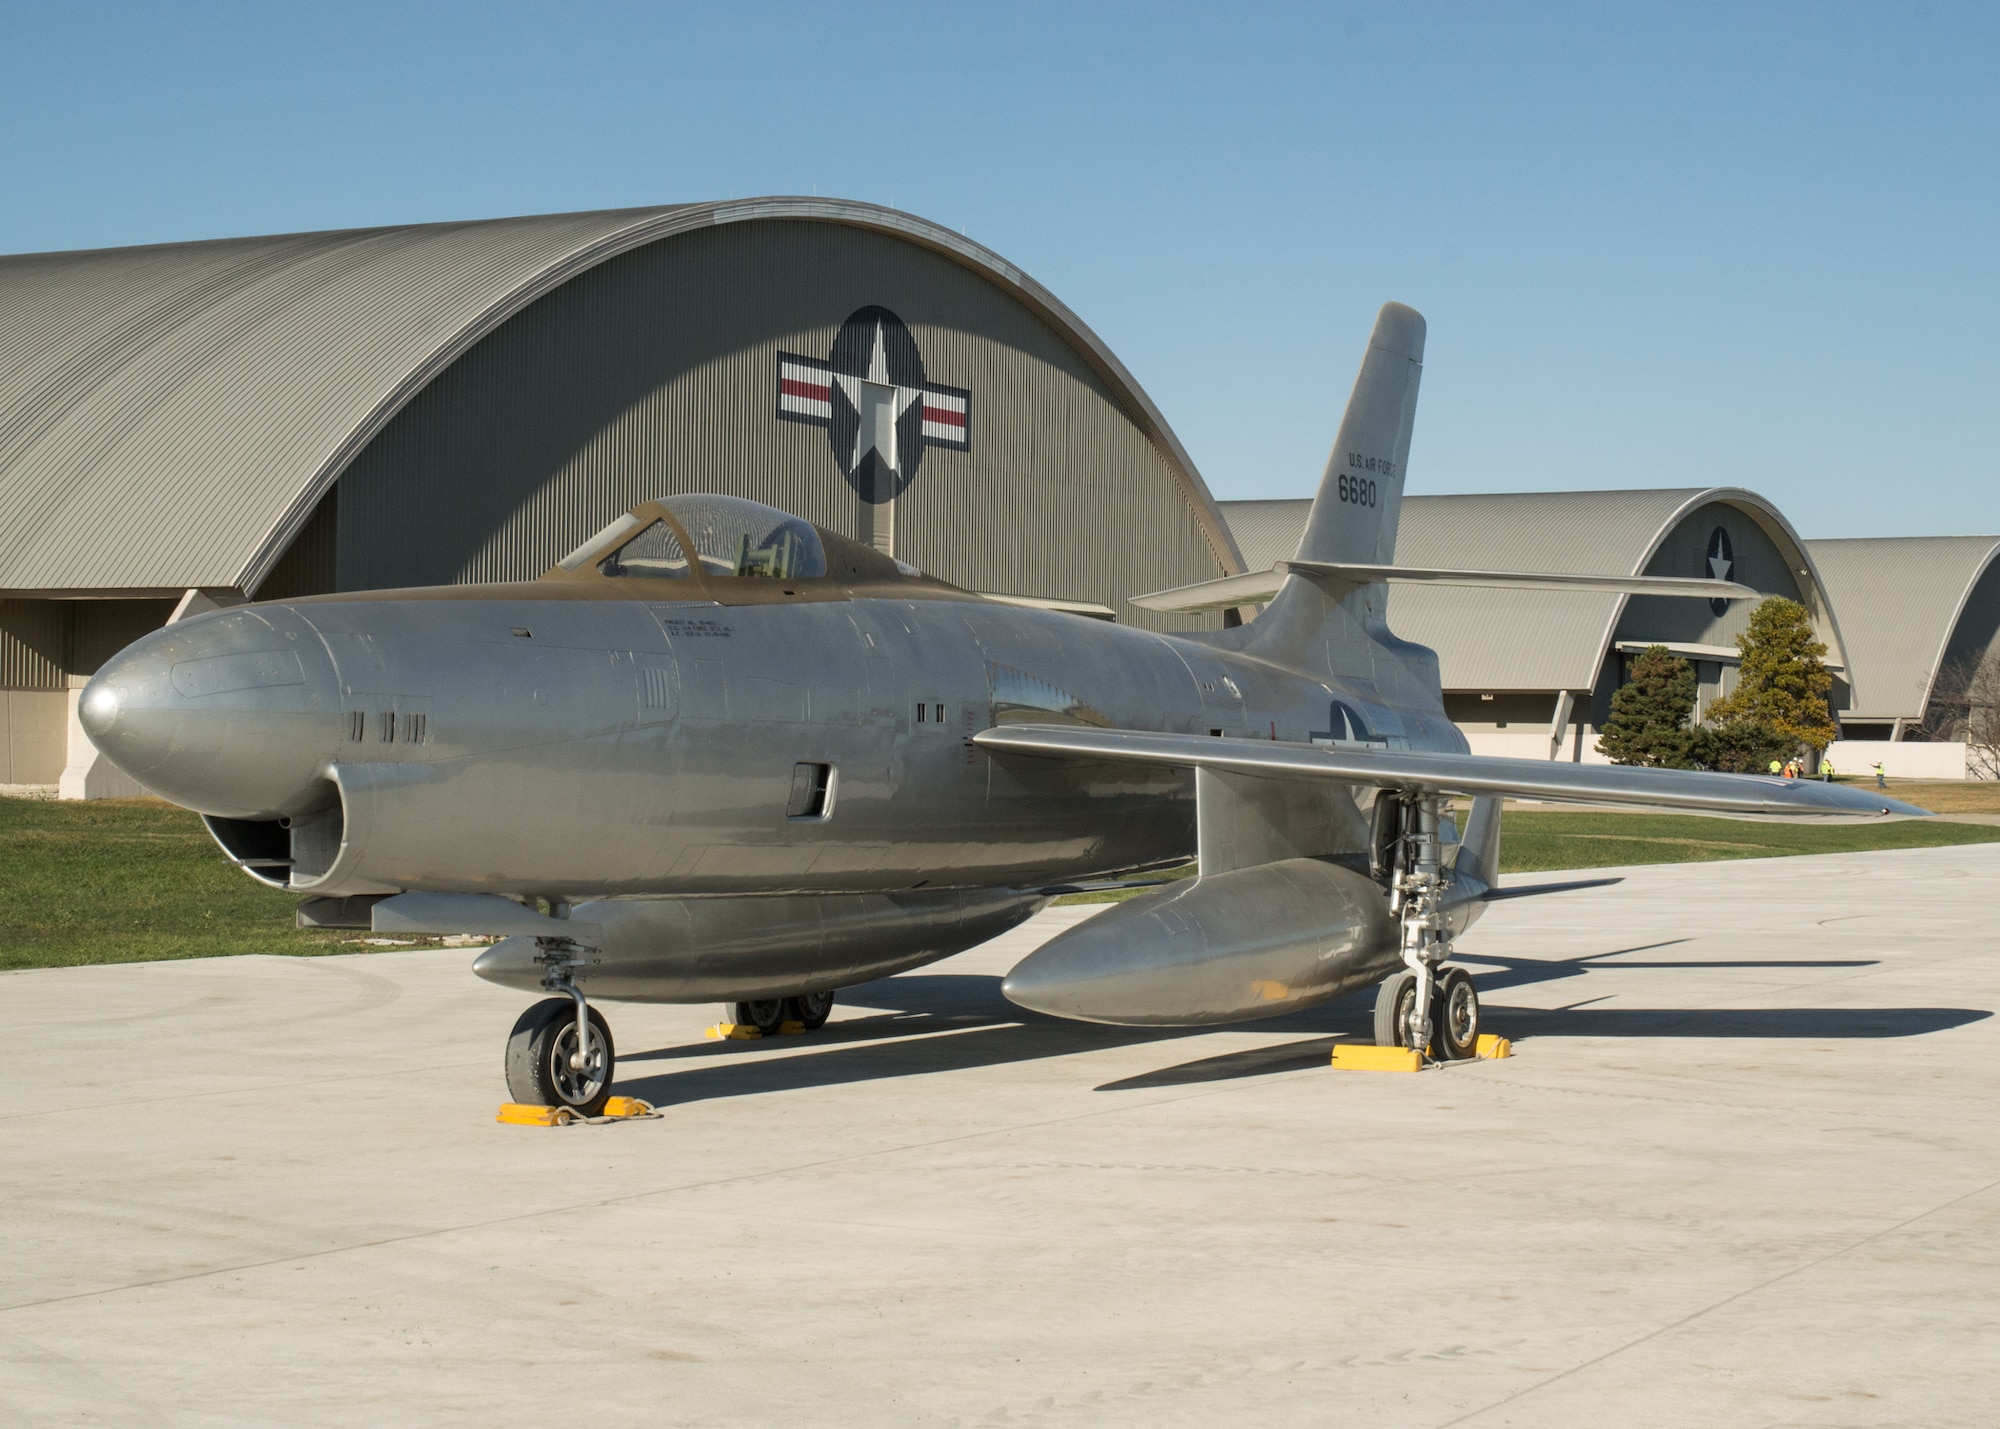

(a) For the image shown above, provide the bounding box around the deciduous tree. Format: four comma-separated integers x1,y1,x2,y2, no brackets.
1920,652,2000,779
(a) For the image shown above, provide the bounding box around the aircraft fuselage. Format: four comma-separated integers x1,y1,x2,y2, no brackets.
85,583,1468,903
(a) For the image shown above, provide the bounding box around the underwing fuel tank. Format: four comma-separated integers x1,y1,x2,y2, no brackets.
1001,859,1406,1026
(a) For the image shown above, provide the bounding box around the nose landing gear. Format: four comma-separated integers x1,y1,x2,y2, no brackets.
504,938,615,1116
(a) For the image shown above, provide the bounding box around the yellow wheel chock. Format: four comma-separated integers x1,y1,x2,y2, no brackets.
704,1023,762,1041
1330,1044,1425,1072
496,1096,654,1126
1329,1035,1513,1072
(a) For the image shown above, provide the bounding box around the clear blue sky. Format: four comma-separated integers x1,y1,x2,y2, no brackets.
4,2,1995,538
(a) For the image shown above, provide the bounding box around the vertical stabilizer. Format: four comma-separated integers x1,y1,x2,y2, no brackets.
1240,302,1426,676
1293,302,1425,567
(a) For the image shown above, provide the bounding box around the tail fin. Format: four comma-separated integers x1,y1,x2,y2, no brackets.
1239,302,1426,674
1293,302,1425,566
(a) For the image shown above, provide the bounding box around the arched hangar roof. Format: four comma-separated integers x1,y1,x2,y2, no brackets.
1220,487,1846,692
0,199,1240,596
1806,536,2000,722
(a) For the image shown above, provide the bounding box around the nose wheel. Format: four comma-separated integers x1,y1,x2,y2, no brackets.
504,936,615,1116
505,998,616,1115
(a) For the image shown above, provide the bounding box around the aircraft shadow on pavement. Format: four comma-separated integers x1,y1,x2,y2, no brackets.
610,964,1990,1109
1482,1005,1991,1040
1460,939,1885,995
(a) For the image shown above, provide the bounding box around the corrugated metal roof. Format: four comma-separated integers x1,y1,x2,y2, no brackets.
1805,536,2000,720
1219,488,1840,692
0,199,1240,595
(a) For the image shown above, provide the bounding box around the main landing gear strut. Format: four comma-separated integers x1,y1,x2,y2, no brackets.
1372,792,1480,1061
505,936,616,1116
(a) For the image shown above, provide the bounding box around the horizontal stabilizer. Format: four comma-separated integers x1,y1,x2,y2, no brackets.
978,592,1119,620
1129,562,1761,614
973,725,1928,819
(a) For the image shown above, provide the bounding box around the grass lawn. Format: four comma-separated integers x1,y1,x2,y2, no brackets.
1496,808,2000,873
5,794,2000,968
1,797,359,970
1861,779,2000,814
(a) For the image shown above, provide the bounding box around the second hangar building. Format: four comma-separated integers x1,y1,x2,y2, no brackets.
1225,496,2000,775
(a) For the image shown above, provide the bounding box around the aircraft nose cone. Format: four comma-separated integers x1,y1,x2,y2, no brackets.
80,646,181,780
77,671,128,745
82,608,342,818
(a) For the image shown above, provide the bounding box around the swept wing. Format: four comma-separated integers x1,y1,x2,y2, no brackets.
973,725,1925,819
1130,561,1761,614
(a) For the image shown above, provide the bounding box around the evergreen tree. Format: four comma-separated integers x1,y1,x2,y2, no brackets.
1597,645,1697,766
1704,597,1839,754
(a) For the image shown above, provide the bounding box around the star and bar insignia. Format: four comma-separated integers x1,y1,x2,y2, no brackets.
777,305,970,503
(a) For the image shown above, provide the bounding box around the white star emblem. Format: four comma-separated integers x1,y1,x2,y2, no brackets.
1709,551,1732,581
832,321,921,477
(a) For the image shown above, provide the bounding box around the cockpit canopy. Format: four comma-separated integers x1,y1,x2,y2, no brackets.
557,495,829,582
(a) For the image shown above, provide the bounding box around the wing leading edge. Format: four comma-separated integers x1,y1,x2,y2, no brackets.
973,726,1928,819
1129,562,1761,614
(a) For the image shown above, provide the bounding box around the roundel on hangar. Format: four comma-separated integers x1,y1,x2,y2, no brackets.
776,305,972,504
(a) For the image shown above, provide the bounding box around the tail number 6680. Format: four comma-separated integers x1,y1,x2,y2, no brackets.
1337,473,1378,507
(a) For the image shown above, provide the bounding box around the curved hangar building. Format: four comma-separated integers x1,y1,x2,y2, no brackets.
0,199,1244,794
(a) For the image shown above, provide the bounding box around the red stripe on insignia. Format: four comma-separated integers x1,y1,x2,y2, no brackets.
921,404,966,427
781,378,831,401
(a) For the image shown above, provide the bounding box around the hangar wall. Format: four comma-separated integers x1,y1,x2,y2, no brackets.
326,220,1224,629
0,598,172,785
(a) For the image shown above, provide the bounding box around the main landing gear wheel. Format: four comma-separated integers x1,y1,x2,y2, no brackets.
1372,968,1481,1060
1431,967,1481,1061
505,997,616,1116
1374,971,1423,1052
783,991,835,1030
735,999,787,1036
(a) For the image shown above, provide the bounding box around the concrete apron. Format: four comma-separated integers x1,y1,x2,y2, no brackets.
2,845,1997,1425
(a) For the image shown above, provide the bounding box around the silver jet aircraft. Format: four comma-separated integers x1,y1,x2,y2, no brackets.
79,303,1919,1114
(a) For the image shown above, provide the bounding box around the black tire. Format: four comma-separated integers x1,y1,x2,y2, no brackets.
1432,967,1480,1061
1373,971,1421,1050
783,991,835,1030
504,998,615,1115
735,999,786,1035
